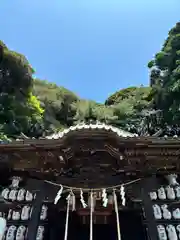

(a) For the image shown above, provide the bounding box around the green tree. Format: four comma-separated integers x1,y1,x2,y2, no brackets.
148,22,180,124
0,41,44,137
34,79,79,130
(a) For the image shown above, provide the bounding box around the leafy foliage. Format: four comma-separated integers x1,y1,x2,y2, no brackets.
0,42,44,137
0,21,180,138
33,79,78,132
148,22,180,125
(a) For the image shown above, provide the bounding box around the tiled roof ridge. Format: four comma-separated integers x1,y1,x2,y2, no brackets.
46,122,137,140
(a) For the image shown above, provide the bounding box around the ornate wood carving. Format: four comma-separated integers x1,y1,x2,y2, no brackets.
3,134,180,185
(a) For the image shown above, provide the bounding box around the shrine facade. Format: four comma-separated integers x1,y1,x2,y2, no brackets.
0,123,180,240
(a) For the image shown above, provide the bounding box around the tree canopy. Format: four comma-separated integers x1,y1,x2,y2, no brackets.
0,21,180,139
0,41,44,139
148,22,180,124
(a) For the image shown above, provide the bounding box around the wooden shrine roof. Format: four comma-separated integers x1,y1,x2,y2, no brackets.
1,123,180,150
0,123,180,188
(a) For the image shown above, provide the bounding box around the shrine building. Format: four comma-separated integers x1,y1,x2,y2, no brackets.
0,122,180,240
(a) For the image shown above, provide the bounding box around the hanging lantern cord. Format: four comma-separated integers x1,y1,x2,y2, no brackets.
113,189,122,240
90,191,93,240
64,194,70,240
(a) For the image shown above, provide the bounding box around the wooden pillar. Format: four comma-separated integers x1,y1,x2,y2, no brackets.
26,180,45,240
141,175,159,240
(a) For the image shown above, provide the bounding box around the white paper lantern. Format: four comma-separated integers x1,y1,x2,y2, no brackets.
166,174,179,186
11,177,21,188
69,195,73,206
108,195,114,205
88,195,96,209
69,195,75,206
0,217,6,240
69,194,76,211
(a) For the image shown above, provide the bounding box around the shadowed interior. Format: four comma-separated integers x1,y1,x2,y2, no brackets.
47,205,148,240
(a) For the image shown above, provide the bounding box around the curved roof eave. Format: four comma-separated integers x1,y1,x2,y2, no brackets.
46,123,137,140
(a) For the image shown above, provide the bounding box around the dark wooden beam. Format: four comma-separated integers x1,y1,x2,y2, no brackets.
26,180,46,240
141,176,159,240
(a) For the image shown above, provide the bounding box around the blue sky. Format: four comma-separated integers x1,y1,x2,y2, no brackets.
1,0,179,102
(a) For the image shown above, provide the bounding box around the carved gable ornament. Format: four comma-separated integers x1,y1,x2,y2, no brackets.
46,122,136,140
